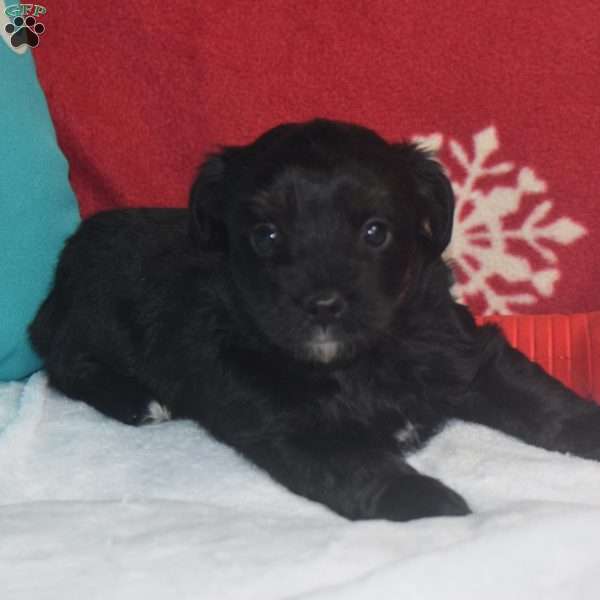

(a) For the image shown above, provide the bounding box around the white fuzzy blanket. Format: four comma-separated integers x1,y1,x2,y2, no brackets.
2,372,600,599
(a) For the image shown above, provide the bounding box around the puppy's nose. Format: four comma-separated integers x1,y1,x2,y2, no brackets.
304,292,347,324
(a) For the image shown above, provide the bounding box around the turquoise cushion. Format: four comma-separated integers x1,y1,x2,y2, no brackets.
0,17,80,381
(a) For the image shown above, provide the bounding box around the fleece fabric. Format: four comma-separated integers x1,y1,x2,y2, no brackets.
2,372,600,599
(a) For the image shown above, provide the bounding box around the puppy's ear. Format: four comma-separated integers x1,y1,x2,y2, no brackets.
188,150,232,252
415,150,455,256
394,144,455,257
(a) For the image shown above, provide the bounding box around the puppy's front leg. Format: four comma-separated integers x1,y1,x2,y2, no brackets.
239,435,470,521
462,337,600,460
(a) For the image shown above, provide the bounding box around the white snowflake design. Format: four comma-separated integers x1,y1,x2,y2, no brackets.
414,127,587,314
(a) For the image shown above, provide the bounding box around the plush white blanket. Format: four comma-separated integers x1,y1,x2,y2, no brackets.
2,372,600,599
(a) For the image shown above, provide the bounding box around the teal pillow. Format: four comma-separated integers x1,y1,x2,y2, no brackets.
0,9,80,381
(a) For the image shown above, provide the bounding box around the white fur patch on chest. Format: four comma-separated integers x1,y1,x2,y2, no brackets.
307,330,342,363
143,401,172,424
394,421,420,446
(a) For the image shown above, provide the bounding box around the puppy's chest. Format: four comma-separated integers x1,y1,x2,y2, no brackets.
316,367,439,444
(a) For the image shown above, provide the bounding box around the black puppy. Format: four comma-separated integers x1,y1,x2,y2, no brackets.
30,119,600,521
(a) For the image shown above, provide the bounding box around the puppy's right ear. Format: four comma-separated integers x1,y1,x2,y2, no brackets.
189,151,231,252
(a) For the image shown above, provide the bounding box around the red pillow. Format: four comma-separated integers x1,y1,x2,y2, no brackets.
33,2,600,315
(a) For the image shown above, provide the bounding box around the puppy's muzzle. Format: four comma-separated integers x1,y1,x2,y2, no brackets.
303,291,348,363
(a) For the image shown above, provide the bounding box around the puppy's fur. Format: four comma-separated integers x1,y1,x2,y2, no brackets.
30,119,600,521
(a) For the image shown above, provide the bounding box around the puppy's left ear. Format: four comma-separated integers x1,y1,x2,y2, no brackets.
189,148,237,252
395,144,455,256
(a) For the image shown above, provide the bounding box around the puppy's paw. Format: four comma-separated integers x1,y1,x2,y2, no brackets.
555,411,600,461
141,400,172,424
108,397,154,426
375,475,470,521
96,395,160,426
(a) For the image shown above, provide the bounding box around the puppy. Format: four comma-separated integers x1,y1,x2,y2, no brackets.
29,119,600,521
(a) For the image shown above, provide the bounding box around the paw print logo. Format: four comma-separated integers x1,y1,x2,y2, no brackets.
5,15,45,48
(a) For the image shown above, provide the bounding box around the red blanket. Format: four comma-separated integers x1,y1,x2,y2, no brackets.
33,1,600,315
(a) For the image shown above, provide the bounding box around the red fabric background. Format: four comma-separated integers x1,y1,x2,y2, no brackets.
479,313,600,403
33,1,600,314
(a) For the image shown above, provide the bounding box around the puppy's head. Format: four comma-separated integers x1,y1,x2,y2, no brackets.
189,119,454,364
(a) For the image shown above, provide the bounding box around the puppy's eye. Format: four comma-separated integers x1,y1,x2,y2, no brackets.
362,219,391,249
250,223,280,257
